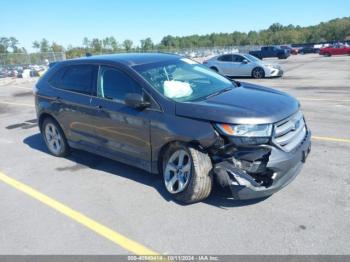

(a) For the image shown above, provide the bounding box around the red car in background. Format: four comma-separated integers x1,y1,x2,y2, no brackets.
319,44,350,56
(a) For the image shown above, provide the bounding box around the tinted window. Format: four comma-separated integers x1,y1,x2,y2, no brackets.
50,65,96,95
217,55,232,62
232,55,244,62
97,66,139,102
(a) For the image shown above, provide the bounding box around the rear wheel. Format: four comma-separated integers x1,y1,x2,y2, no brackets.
210,67,218,72
252,67,265,79
324,52,331,57
42,118,69,157
162,143,213,204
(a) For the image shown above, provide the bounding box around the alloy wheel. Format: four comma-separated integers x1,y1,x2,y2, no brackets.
164,149,192,194
45,123,63,155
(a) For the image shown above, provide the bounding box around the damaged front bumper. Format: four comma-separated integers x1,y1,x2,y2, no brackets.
213,130,311,200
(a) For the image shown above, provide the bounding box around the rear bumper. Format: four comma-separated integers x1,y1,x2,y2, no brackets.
213,130,311,200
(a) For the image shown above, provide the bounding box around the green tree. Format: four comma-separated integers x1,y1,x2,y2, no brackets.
51,42,65,52
9,37,19,52
0,37,10,53
32,40,40,51
123,39,133,51
91,38,102,53
40,38,50,52
140,37,154,51
82,37,90,49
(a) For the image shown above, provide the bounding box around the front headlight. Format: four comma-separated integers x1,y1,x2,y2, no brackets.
215,123,273,145
215,123,272,137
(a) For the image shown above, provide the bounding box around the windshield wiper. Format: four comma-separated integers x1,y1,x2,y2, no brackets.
205,87,233,99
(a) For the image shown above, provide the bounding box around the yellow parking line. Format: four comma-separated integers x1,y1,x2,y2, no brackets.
0,101,34,107
0,171,158,255
312,136,350,143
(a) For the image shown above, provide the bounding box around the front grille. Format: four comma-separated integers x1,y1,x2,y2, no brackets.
273,111,307,152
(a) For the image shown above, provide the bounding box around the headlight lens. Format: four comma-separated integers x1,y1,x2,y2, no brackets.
215,123,272,137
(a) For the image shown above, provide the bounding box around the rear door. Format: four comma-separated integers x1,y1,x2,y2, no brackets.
48,64,99,148
216,54,234,76
89,65,152,170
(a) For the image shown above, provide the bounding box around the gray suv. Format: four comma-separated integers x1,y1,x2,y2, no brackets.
34,53,311,203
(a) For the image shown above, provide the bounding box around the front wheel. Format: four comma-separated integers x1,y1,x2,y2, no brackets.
42,118,70,157
162,143,213,204
252,67,265,79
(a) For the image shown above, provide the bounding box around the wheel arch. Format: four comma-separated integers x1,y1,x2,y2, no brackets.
210,66,219,73
156,140,203,175
38,112,63,133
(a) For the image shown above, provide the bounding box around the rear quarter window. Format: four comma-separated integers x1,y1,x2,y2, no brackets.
49,65,96,95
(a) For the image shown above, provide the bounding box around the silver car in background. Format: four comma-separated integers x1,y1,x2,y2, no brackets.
203,53,283,79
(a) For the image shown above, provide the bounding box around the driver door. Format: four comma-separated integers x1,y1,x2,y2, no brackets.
232,54,250,76
89,65,152,171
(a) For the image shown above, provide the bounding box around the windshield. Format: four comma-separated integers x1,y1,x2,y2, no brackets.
245,54,260,62
133,58,235,102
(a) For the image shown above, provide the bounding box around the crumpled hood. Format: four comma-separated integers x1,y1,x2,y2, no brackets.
175,82,299,125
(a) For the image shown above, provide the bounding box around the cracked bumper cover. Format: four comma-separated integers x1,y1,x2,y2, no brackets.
214,130,311,200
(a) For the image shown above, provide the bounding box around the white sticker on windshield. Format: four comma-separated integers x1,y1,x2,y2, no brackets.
180,58,198,65
164,80,193,98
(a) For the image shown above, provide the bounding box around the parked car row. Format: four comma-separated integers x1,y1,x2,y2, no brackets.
247,42,350,58
319,44,350,56
0,64,47,78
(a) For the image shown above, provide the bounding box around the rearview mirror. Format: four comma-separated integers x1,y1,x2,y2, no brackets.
242,59,248,64
125,93,151,109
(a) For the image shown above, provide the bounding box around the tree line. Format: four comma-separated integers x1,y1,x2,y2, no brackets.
1,17,350,60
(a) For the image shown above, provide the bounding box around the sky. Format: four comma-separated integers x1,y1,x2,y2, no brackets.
1,0,349,51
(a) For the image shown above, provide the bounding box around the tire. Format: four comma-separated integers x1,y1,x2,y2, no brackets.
252,67,265,79
41,117,70,157
324,52,331,57
210,67,218,72
162,143,213,204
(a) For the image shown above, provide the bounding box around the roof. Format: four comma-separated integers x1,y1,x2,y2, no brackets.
68,52,181,67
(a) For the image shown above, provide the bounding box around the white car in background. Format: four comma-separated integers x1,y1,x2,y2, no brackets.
203,53,283,78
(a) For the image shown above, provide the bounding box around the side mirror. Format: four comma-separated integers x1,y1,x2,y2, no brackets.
125,93,151,109
242,59,248,64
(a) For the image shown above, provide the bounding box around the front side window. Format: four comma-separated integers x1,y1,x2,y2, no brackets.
232,55,244,62
50,65,96,95
133,58,235,102
97,66,140,102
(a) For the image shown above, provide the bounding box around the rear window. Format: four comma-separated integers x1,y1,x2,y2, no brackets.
49,65,96,95
217,55,232,62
